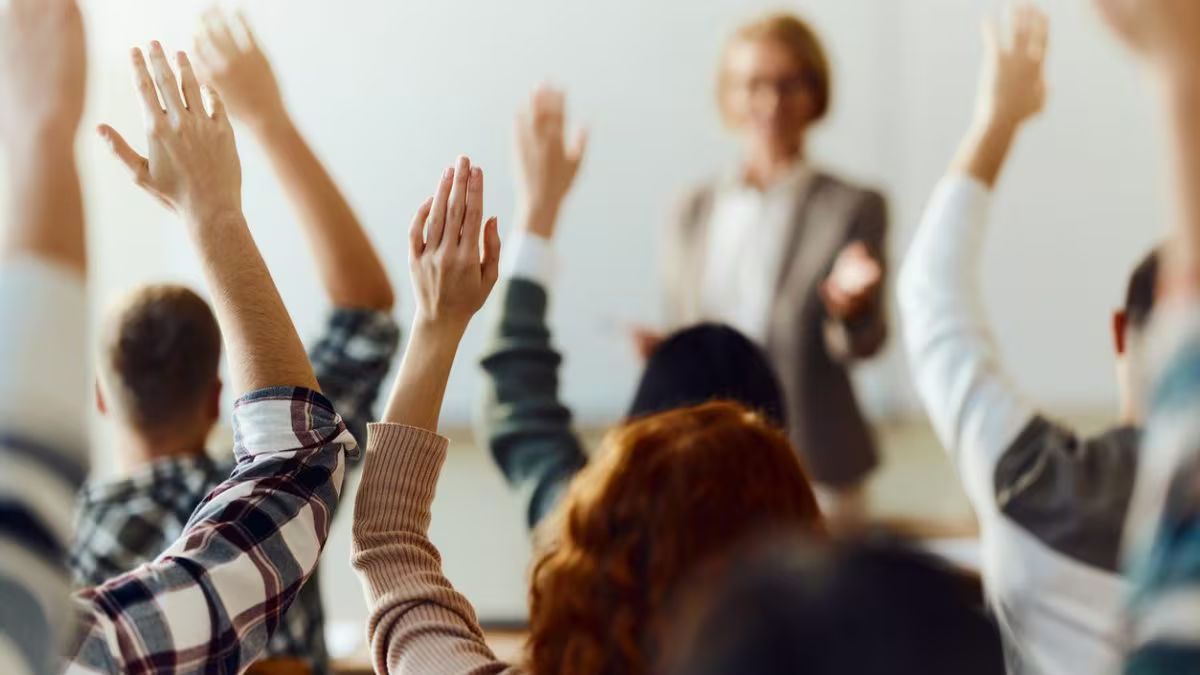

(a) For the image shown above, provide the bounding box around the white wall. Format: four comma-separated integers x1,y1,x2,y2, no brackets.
73,0,1172,635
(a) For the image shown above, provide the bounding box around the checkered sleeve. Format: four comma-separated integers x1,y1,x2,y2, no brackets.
0,258,89,675
64,387,359,675
308,309,401,452
1125,307,1200,674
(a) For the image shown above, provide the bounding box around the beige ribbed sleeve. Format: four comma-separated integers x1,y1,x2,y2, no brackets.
351,423,524,675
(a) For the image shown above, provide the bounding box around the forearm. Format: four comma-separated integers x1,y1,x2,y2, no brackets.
257,116,394,310
188,212,318,392
1161,79,1200,294
381,322,462,432
2,135,85,276
949,117,1021,189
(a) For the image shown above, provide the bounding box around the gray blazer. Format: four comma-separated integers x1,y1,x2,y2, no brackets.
663,172,889,488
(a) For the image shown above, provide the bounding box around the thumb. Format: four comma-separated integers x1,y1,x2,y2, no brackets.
568,126,589,167
97,124,149,180
481,217,502,288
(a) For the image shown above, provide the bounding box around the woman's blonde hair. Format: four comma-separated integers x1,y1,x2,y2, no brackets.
525,402,826,675
717,12,833,125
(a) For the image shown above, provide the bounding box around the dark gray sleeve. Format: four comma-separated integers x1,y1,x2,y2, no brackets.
823,190,889,363
994,417,1139,573
478,278,588,530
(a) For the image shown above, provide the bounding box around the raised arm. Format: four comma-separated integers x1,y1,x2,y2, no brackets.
194,10,400,443
71,44,355,672
0,1,90,673
480,86,590,529
897,4,1046,507
194,10,394,311
1088,0,1200,669
352,158,513,675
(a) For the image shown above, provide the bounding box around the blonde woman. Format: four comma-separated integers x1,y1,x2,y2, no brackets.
651,13,889,524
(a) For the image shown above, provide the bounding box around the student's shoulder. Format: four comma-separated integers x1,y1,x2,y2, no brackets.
993,416,1138,572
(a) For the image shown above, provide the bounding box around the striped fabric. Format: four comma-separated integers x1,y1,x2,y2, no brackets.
1125,308,1200,674
64,387,357,674
0,258,90,675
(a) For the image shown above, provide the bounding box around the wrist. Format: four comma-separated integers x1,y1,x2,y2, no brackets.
184,207,247,237
408,316,467,358
971,110,1022,141
4,125,77,169
516,201,562,239
251,108,298,145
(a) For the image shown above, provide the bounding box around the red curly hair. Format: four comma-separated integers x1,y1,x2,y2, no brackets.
526,402,825,675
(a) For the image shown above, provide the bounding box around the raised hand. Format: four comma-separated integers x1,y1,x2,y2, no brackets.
821,242,884,320
1092,0,1200,74
513,86,588,239
99,43,242,226
976,3,1048,131
0,0,87,154
410,156,502,334
193,10,287,132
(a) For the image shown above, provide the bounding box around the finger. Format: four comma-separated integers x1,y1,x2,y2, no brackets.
410,197,434,257
234,11,261,51
1011,2,1031,46
204,8,239,56
203,84,228,121
461,167,485,253
568,127,589,167
131,48,166,122
482,217,502,288
97,125,149,179
191,33,224,77
533,86,553,132
445,156,472,245
547,89,565,135
1028,10,1049,61
148,41,186,118
176,51,204,112
426,165,455,249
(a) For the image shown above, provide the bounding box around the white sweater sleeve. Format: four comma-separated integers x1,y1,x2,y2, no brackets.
898,176,1037,511
0,256,89,675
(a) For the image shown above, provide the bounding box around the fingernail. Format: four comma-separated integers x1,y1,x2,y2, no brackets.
443,166,454,180
471,167,482,182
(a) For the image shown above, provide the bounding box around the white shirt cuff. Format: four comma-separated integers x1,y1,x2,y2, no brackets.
0,256,89,460
501,231,558,287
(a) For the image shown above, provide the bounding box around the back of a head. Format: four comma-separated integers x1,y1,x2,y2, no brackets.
629,324,787,429
527,402,823,675
664,537,1007,675
100,284,222,436
1125,247,1160,337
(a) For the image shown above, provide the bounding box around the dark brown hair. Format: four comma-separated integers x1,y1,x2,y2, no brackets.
718,12,833,124
1125,247,1160,333
526,402,825,675
101,284,221,434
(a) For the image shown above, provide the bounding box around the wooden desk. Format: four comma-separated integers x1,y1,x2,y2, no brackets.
331,631,527,675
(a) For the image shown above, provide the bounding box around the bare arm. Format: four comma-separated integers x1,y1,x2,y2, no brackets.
0,2,90,673
0,0,87,276
381,156,501,431
99,42,315,393
195,11,394,310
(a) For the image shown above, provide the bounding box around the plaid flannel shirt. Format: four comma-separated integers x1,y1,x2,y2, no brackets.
1125,308,1200,674
0,258,90,675
69,309,399,675
65,386,357,674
